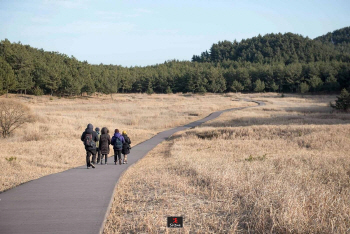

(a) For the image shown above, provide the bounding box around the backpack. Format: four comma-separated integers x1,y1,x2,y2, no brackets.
96,132,101,148
84,133,96,148
114,137,123,150
123,136,131,149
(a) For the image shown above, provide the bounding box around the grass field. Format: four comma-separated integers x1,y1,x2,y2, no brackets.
0,93,250,192
103,93,350,233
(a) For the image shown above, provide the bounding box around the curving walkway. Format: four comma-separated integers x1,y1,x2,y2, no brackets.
0,100,264,234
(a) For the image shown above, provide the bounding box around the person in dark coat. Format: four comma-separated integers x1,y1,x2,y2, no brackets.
111,129,125,165
81,123,99,169
95,127,101,164
99,127,111,164
121,130,131,164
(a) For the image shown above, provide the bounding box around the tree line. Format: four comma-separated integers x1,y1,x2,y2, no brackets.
0,27,350,96
192,28,350,64
315,26,350,54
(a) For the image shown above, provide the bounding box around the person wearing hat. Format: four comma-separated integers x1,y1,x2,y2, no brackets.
121,130,131,164
95,127,101,164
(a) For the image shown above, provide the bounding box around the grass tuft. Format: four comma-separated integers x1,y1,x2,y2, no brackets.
245,154,267,162
5,156,17,162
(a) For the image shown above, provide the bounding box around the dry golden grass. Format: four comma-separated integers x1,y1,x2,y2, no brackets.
0,93,249,192
104,93,350,233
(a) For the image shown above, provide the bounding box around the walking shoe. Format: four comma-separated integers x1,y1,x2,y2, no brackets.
90,163,95,169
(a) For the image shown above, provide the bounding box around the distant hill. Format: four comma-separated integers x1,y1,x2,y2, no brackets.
315,26,350,45
192,28,350,64
314,26,350,54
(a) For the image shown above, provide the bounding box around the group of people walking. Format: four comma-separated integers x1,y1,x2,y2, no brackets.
81,124,131,169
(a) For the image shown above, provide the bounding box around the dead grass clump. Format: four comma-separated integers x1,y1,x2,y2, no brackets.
195,130,221,139
22,131,44,141
262,108,279,111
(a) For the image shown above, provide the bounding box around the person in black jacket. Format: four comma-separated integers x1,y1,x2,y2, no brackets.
121,131,131,164
111,129,125,165
81,123,99,169
95,127,101,164
99,127,111,165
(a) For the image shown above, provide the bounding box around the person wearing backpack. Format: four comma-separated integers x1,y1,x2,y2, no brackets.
95,127,101,164
121,131,131,164
81,123,99,169
99,127,111,165
111,129,125,165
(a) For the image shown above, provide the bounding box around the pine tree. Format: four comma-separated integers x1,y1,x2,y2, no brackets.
324,75,340,92
0,57,16,97
9,43,34,94
270,81,279,92
16,68,34,94
146,81,154,95
332,88,350,111
253,79,265,92
165,86,172,94
231,80,244,93
81,78,96,95
309,76,323,92
299,82,309,93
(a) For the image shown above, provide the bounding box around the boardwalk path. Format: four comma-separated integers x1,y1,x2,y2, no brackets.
0,100,264,234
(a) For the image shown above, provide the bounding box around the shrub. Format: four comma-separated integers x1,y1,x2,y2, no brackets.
22,131,43,141
299,82,309,94
5,156,17,162
33,86,44,96
165,86,173,94
270,81,279,92
231,80,244,93
245,154,267,162
0,99,33,138
309,76,323,92
253,79,265,92
331,89,350,111
146,87,154,95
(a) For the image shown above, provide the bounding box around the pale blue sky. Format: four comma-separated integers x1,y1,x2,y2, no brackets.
0,0,349,67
